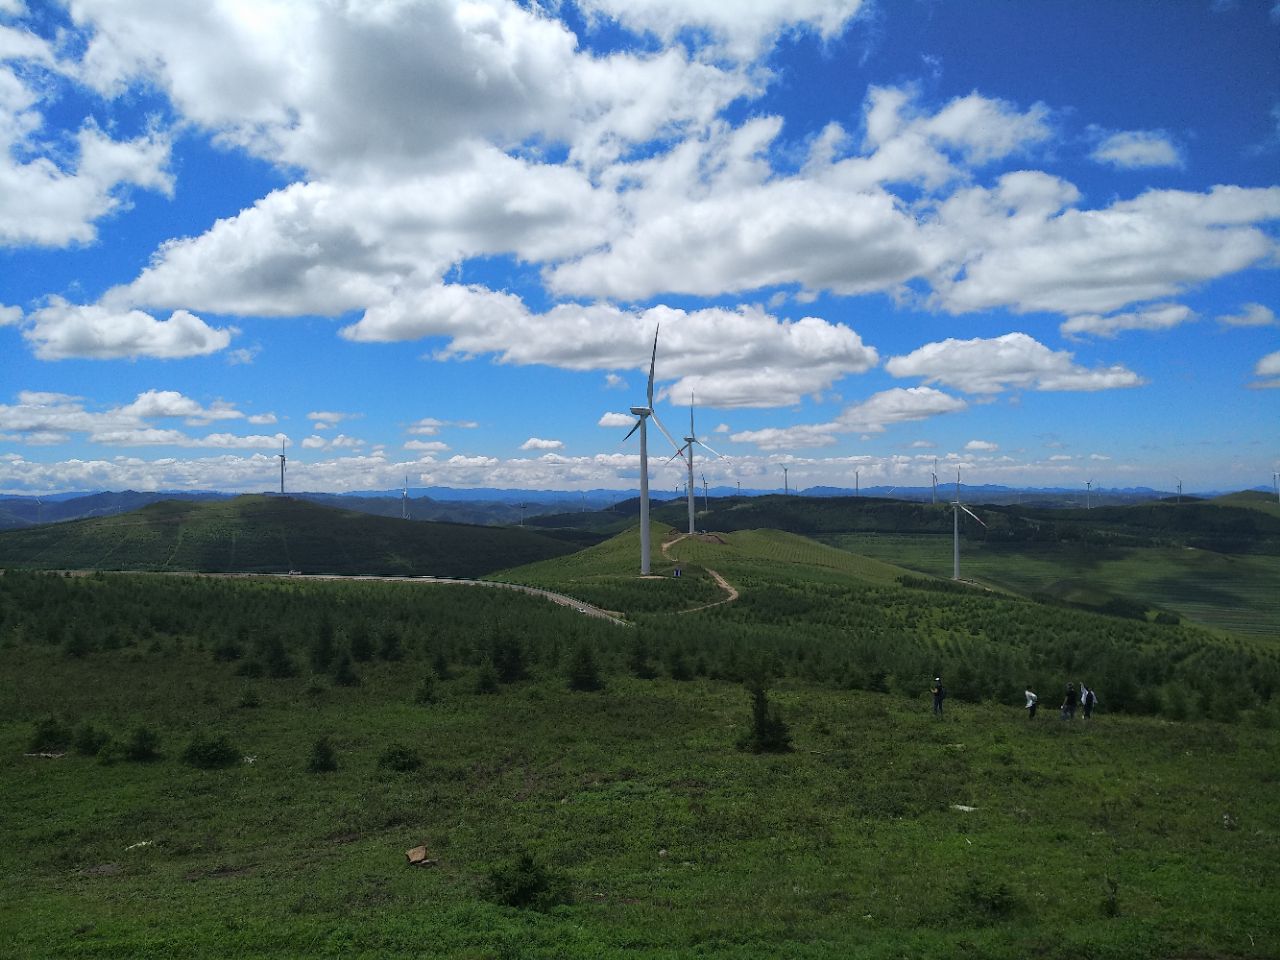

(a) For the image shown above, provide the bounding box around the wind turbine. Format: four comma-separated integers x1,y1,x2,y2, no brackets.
402,475,410,519
1273,471,1278,505
666,393,723,535
784,466,789,495
855,469,859,497
952,467,987,581
1175,477,1181,505
702,473,709,515
931,458,939,505
277,439,287,495
1085,478,1093,510
622,326,681,575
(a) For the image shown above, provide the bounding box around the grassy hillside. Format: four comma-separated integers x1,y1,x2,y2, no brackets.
0,495,577,578
1,569,1277,959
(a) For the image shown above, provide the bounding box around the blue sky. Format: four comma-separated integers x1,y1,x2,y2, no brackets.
1,0,1277,496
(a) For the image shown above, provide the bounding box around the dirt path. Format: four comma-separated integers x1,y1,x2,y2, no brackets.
661,534,740,613
49,569,631,627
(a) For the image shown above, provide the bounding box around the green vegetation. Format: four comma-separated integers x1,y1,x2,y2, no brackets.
2,508,1278,958
0,495,578,577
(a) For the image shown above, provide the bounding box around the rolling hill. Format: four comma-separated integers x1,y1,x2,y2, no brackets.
0,495,578,578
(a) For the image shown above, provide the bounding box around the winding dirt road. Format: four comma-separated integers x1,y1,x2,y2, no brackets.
661,534,739,613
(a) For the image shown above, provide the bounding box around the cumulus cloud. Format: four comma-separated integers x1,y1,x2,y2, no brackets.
966,440,998,452
929,177,1280,315
1091,130,1183,169
598,412,635,428
0,304,21,325
520,437,564,451
1217,303,1276,327
0,389,284,449
730,386,966,450
1253,350,1280,388
886,332,1145,393
347,295,878,408
1061,303,1196,340
404,440,449,453
20,298,233,360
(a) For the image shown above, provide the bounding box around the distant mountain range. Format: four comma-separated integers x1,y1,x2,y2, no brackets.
1,484,1274,531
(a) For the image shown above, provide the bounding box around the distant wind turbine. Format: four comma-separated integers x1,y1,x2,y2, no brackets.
402,475,410,519
855,469,859,497
952,467,987,581
784,466,789,496
666,392,723,535
622,325,681,575
1175,477,1181,505
1085,478,1093,510
931,458,939,505
278,439,287,495
702,473,709,515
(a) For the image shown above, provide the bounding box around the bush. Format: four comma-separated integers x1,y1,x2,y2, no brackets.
28,717,73,753
329,650,360,687
738,681,792,754
474,659,499,695
567,642,604,692
413,674,438,705
72,721,110,756
123,725,161,762
181,733,240,769
486,850,571,911
307,736,338,773
377,743,420,772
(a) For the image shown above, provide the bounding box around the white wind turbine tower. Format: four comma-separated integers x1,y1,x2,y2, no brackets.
931,458,939,504
1175,477,1182,505
402,475,410,519
1085,478,1093,510
952,467,987,581
277,439,287,495
666,392,723,535
622,326,681,575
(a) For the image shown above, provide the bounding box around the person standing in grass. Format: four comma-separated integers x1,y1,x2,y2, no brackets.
931,677,945,718
1025,687,1038,719
1080,684,1096,719
1061,682,1078,720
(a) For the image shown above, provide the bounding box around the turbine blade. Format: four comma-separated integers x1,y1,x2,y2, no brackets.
649,407,683,453
959,503,987,527
695,439,724,459
665,444,691,466
646,324,659,408
623,418,642,443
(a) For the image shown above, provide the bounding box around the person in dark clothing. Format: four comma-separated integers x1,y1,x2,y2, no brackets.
931,677,945,717
1081,684,1097,718
1061,682,1078,720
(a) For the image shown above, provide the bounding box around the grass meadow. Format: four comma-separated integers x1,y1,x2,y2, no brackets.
2,520,1278,958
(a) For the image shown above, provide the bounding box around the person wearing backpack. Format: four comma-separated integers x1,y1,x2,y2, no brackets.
930,677,946,718
1061,681,1078,720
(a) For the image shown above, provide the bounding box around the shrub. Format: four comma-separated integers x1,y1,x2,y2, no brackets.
182,733,241,769
378,625,404,662
474,659,499,695
738,681,792,754
123,725,161,762
413,674,438,705
28,717,72,753
486,850,571,911
329,650,360,687
72,721,110,756
567,642,604,692
238,688,261,709
307,736,338,773
377,743,420,772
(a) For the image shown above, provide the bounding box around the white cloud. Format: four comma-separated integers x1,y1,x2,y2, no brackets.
20,298,233,360
598,412,635,428
404,440,449,453
1218,303,1276,327
0,303,21,325
714,423,730,434
886,332,1145,394
247,413,277,425
1091,130,1183,169
578,0,866,61
301,436,326,449
521,437,564,451
966,440,998,452
604,373,626,390
730,386,965,450
120,390,245,425
1061,303,1196,340
929,178,1280,315
1253,350,1280,389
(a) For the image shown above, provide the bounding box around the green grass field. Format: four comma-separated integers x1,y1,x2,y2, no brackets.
2,576,1277,959
825,534,1280,642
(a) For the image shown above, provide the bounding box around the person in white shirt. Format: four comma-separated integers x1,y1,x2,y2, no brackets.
1025,688,1038,719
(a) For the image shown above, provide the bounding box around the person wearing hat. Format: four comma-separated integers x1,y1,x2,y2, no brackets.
930,676,946,717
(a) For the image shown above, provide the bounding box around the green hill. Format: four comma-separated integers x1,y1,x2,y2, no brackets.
0,495,577,578
2,566,1277,959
